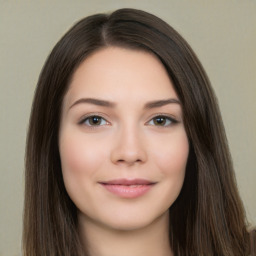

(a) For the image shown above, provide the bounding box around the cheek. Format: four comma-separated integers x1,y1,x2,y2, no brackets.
153,130,189,175
60,129,107,171
150,130,189,204
58,130,107,198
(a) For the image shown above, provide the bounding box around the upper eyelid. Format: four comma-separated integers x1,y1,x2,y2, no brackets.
146,113,178,122
78,113,179,125
78,113,110,123
79,112,177,118
80,112,177,120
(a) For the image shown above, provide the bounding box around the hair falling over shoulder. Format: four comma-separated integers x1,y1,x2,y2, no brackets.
23,8,252,256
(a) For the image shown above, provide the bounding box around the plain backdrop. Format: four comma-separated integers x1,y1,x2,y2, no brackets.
0,1,255,255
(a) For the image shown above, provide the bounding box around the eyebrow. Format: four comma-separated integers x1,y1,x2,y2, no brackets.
144,98,180,109
69,98,116,109
69,97,180,110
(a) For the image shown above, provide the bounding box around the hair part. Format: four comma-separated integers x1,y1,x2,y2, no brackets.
23,8,250,256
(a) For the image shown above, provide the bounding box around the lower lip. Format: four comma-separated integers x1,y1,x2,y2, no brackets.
100,184,154,198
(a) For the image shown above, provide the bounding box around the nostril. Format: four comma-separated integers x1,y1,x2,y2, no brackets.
110,140,147,165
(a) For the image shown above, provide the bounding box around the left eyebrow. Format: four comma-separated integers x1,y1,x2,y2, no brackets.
144,98,181,109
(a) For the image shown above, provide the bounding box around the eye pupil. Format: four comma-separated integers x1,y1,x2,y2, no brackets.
154,117,166,126
89,116,101,125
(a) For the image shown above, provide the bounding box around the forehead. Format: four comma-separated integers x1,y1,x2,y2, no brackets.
65,47,178,106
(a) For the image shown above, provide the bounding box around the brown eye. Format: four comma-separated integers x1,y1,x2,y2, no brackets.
148,115,177,127
82,116,108,126
153,116,167,126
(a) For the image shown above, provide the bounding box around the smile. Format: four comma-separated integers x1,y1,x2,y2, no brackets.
99,179,156,198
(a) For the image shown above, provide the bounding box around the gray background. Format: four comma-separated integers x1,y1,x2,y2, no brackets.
0,1,255,255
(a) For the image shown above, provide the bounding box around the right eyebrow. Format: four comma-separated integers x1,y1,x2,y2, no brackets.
69,98,116,110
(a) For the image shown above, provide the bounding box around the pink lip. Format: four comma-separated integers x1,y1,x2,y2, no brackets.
99,179,156,199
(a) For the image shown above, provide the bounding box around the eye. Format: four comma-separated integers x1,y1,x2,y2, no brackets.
147,115,177,127
80,115,108,126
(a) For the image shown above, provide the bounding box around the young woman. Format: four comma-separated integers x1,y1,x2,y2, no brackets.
23,8,255,256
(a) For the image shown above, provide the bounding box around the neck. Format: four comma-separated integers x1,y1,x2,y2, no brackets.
78,211,173,256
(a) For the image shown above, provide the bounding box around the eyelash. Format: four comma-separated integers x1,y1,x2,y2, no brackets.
78,113,110,128
146,114,178,127
78,114,178,128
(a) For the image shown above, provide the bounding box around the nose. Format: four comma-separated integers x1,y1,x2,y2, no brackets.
110,125,147,166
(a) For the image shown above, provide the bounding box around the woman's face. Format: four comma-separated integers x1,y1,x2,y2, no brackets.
59,47,189,231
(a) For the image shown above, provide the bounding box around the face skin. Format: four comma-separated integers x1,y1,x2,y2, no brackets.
59,47,189,255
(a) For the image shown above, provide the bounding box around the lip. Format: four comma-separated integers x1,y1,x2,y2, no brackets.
99,179,156,199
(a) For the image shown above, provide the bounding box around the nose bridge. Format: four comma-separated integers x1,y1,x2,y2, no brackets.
111,121,147,165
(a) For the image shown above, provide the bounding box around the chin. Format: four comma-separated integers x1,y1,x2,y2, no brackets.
83,207,170,232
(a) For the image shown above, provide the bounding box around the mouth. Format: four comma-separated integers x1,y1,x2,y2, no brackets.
99,179,156,198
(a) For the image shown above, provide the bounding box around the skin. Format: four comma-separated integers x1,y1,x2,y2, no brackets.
59,47,189,256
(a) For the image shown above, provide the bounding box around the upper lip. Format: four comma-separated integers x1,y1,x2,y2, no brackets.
99,179,156,185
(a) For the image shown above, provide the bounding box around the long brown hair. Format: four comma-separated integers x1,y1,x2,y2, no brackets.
23,8,250,256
